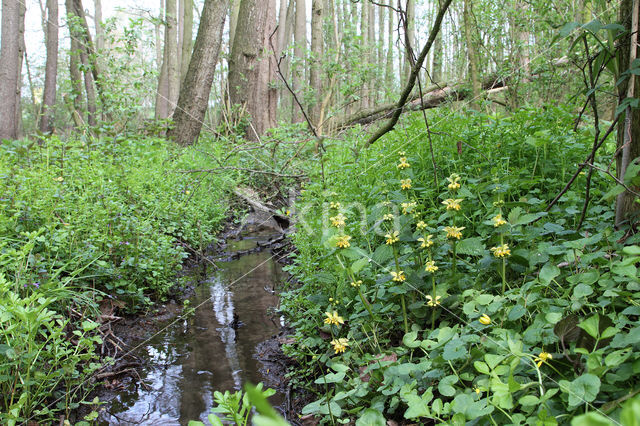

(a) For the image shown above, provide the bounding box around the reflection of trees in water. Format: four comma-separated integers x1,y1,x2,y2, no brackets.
210,278,243,390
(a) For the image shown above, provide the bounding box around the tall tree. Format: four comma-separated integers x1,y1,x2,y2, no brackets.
0,0,24,140
403,0,415,83
180,0,193,83
39,0,59,133
431,0,443,83
310,0,324,125
615,0,640,227
360,0,369,109
155,0,179,119
292,0,306,121
228,0,277,140
15,1,25,137
94,0,104,51
463,0,480,102
386,0,394,96
168,0,227,145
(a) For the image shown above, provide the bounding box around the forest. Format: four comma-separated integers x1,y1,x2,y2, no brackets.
1,0,640,424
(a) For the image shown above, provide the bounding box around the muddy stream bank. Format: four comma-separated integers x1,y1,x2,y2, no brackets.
98,222,293,425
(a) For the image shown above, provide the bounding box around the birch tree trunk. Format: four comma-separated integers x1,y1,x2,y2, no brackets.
0,0,23,140
39,0,58,133
168,0,227,146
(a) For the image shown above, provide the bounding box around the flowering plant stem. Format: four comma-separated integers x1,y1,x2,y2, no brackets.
500,233,507,294
392,246,409,334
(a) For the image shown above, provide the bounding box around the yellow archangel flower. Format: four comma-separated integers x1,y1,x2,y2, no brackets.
330,338,350,354
492,214,507,227
442,198,462,211
400,179,412,190
426,295,441,306
479,313,491,325
425,260,438,273
397,157,411,170
416,220,427,230
324,311,344,326
350,280,362,287
383,213,394,222
534,351,553,367
443,226,465,240
418,234,434,248
446,174,461,191
490,244,511,258
385,231,399,245
336,235,352,249
330,213,346,228
390,270,406,282
398,151,406,156
329,202,341,209
401,201,417,214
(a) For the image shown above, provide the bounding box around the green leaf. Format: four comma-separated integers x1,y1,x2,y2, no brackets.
539,263,560,285
579,314,600,339
314,372,345,384
403,389,433,419
573,283,594,299
403,331,421,348
355,408,386,426
456,237,485,256
571,412,614,426
351,257,369,274
443,338,466,361
438,375,458,397
564,374,601,407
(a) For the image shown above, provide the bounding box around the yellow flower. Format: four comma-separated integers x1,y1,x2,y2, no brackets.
335,235,351,249
418,234,434,248
330,202,341,209
390,271,406,282
324,311,344,326
490,244,511,258
401,201,417,214
54,176,64,182
416,220,427,230
473,386,482,395
426,295,441,306
446,174,461,191
185,190,190,195
286,209,291,216
400,178,412,190
444,226,465,240
330,213,346,228
534,351,553,367
330,338,350,354
492,214,507,227
398,151,406,156
385,231,399,245
425,260,438,273
350,280,362,288
382,213,394,221
442,198,462,211
479,313,491,325
397,157,411,169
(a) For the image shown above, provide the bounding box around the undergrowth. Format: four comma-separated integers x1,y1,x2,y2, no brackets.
281,106,640,425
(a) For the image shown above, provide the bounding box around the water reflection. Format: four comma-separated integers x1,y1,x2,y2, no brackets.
101,248,283,425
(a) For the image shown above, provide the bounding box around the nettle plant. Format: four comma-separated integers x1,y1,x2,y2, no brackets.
285,147,640,425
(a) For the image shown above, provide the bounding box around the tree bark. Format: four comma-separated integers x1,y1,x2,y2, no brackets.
155,0,169,119
94,0,104,51
431,0,442,83
385,0,394,97
15,2,26,138
166,0,179,115
292,0,306,122
403,0,415,83
0,0,23,140
463,0,480,103
310,0,323,125
229,0,241,51
615,0,640,228
228,0,277,140
168,0,227,146
180,0,193,84
360,0,369,109
39,0,58,133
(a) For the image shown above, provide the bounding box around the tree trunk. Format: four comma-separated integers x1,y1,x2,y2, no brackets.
229,0,241,51
368,0,376,104
168,0,227,146
155,0,168,119
431,0,442,83
360,0,369,109
463,0,480,103
228,0,277,140
166,0,179,115
39,0,58,133
94,0,104,51
79,40,97,126
403,0,415,83
280,0,294,121
385,0,394,97
14,2,25,138
615,0,640,228
310,0,323,125
292,0,306,122
0,0,23,140
180,0,193,83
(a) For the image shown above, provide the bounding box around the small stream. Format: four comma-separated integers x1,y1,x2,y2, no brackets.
100,231,285,425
